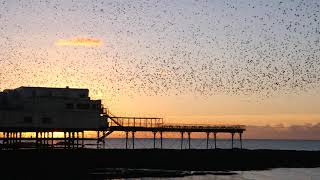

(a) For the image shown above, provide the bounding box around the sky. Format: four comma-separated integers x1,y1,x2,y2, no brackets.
0,0,320,139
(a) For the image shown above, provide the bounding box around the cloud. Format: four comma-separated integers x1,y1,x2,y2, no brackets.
244,123,320,140
54,38,102,47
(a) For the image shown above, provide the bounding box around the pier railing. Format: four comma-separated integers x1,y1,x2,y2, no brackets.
103,108,164,128
108,116,245,131
108,116,164,128
160,124,246,130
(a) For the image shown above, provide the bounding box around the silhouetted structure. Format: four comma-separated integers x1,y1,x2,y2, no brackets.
0,86,245,149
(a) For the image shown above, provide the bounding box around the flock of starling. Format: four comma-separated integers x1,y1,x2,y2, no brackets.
0,0,319,100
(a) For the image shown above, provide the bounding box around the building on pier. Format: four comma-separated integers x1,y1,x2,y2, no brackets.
0,86,107,131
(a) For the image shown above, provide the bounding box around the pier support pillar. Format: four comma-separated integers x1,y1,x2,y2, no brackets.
7,132,9,145
153,132,156,149
6,132,9,145
81,131,84,148
73,132,76,149
132,131,135,149
97,131,100,149
102,131,105,149
125,131,128,149
44,132,46,145
206,132,210,149
76,132,79,149
7,132,10,145
66,132,69,149
39,132,42,146
239,133,242,149
2,132,5,144
13,132,15,144
51,132,54,148
214,133,217,149
9,132,12,145
19,132,22,143
36,131,39,148
160,132,163,149
5,132,7,144
68,132,71,149
11,132,13,144
41,132,44,147
231,133,234,149
188,132,191,149
47,132,49,145
12,132,14,144
45,132,47,146
180,132,184,150
43,132,45,145
63,132,66,149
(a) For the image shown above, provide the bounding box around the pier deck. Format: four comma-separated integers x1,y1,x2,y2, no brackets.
109,124,245,133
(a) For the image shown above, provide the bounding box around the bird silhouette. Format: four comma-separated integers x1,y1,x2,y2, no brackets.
0,0,319,103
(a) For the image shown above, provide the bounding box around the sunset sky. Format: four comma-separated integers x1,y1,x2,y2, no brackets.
0,0,320,139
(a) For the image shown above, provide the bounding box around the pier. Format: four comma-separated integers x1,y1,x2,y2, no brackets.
0,115,245,150
0,86,246,150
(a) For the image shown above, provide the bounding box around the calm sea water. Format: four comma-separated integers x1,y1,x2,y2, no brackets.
86,138,320,180
88,138,320,151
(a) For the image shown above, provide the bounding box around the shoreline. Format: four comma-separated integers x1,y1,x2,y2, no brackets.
0,149,319,179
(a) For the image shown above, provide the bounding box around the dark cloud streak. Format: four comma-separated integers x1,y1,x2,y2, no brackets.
246,123,320,140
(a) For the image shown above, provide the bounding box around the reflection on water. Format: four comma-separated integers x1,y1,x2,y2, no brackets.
2,138,320,151
86,138,320,151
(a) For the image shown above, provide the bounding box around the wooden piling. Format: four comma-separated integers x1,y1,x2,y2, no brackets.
153,132,156,149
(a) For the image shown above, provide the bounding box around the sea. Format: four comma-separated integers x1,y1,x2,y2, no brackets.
86,138,320,180
93,138,320,151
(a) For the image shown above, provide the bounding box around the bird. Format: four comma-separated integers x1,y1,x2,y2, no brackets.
0,0,319,104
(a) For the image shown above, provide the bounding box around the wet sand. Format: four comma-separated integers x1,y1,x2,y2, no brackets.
0,149,319,179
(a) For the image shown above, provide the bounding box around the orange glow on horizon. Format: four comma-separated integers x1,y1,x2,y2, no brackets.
55,38,102,47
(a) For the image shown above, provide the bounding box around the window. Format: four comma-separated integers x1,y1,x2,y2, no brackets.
23,116,33,123
42,117,52,124
77,103,89,109
66,103,74,109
